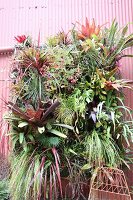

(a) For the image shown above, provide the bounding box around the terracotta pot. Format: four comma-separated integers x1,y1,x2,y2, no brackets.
61,177,90,199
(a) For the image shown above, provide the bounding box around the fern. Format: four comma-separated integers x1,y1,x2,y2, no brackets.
36,135,60,147
55,100,74,125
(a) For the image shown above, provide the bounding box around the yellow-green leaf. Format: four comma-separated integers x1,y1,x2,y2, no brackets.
50,129,67,138
19,132,24,144
81,164,91,170
18,122,28,128
69,149,77,155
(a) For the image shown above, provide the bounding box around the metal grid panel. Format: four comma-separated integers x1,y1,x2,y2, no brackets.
89,167,132,200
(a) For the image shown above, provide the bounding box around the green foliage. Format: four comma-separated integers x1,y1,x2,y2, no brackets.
84,129,122,167
9,148,64,200
5,19,133,199
0,179,9,200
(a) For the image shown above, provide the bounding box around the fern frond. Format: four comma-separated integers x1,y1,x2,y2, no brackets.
36,135,60,147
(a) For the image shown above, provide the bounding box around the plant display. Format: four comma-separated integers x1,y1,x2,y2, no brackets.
0,179,9,200
5,19,133,199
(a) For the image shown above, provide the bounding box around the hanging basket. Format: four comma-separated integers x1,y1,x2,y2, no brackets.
89,167,131,200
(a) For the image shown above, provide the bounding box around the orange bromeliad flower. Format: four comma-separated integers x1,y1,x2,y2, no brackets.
78,18,101,40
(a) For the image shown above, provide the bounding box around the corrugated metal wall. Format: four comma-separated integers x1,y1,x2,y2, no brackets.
0,0,133,193
0,0,133,47
0,53,12,156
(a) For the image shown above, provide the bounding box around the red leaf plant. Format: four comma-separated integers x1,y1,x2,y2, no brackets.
15,35,27,43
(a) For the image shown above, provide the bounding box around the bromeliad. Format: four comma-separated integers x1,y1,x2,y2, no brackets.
15,35,27,43
77,18,101,40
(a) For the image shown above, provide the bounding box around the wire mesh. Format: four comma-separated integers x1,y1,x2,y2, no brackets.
89,167,131,200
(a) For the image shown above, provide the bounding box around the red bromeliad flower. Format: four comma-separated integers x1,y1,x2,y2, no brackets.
7,100,60,126
15,35,27,43
78,18,101,40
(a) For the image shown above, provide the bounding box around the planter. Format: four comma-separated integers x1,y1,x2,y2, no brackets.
61,177,90,199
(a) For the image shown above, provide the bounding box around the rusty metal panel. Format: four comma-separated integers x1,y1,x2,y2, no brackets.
89,167,132,200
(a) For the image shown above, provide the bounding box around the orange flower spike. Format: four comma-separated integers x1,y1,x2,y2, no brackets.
81,25,88,37
89,18,96,37
85,17,90,37
86,17,90,30
77,18,101,40
95,25,100,35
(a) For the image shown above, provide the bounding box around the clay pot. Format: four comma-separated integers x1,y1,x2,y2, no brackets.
61,177,90,199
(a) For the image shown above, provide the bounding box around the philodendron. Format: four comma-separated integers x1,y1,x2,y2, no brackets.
4,19,133,199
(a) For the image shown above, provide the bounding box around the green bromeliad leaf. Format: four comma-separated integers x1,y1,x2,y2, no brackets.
19,132,24,144
53,123,74,130
49,129,67,138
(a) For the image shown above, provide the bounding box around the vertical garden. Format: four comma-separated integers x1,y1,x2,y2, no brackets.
4,19,133,199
